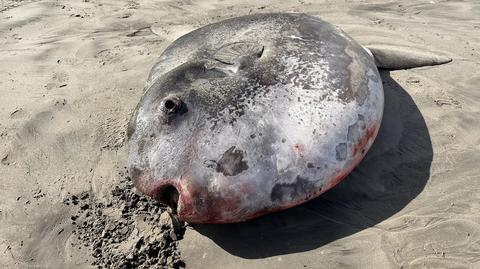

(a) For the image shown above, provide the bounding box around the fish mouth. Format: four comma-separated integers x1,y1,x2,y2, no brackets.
130,169,183,215
153,184,180,214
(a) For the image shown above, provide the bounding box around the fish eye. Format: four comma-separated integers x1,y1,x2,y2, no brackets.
162,96,182,114
164,99,176,110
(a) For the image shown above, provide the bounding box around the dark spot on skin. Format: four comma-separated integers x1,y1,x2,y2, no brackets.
215,146,249,176
347,114,366,142
307,162,314,168
250,134,256,139
348,126,359,141
336,143,347,161
281,138,286,143
270,176,316,202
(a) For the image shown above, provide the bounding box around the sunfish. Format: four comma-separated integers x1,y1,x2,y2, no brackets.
127,13,450,223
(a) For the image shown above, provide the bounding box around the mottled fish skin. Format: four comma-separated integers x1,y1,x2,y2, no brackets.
127,13,384,223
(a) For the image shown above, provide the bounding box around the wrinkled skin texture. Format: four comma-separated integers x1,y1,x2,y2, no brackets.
127,13,384,223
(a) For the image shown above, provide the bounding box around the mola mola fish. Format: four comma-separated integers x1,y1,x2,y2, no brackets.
127,13,450,223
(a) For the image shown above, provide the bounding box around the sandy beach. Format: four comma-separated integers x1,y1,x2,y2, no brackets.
1,0,479,268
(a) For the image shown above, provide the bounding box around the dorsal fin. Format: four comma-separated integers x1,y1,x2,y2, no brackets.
214,41,264,65
364,45,452,70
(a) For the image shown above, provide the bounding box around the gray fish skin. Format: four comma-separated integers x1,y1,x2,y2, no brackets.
127,13,383,223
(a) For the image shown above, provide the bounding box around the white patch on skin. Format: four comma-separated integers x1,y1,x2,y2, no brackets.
288,35,307,41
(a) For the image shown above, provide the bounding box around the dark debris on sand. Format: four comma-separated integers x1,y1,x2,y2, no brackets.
64,176,186,269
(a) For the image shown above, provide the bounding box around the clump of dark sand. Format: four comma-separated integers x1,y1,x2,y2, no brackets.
64,177,186,269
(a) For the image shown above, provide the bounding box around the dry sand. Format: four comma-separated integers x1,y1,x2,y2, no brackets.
1,0,479,268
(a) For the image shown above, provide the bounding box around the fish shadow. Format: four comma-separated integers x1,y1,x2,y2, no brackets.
193,71,432,258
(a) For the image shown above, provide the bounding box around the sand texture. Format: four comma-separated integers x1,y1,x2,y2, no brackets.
1,0,479,268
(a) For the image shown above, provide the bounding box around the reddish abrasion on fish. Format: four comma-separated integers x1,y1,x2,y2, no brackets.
206,185,257,222
175,180,203,221
351,123,378,156
328,122,379,189
202,194,242,223
177,179,257,223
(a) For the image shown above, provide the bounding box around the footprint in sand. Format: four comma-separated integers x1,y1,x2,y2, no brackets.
45,71,69,90
150,24,197,42
9,108,28,119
